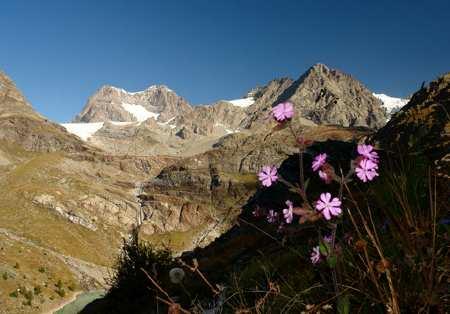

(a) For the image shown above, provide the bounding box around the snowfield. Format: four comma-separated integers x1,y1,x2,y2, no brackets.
111,85,173,95
214,122,239,134
61,121,138,141
110,121,136,126
226,97,255,108
61,122,104,141
121,103,160,122
373,93,409,114
157,117,177,129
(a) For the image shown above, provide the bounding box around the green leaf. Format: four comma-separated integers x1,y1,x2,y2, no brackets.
289,187,299,194
319,243,329,256
272,121,289,132
327,255,337,268
304,178,310,192
337,295,350,314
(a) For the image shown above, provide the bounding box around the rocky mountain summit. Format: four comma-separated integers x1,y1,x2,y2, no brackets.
74,84,193,123
243,63,388,129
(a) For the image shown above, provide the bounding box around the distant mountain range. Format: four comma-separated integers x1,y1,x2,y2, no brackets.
61,63,407,156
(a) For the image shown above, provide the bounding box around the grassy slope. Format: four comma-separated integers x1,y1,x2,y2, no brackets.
0,143,137,313
0,233,77,314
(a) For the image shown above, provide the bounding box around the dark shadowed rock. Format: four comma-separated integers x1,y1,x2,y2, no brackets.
374,72,450,178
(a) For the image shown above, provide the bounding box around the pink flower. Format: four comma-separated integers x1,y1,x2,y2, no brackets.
312,153,327,172
323,235,333,243
357,144,379,162
355,158,379,182
318,169,332,184
271,102,294,122
318,163,334,184
252,207,262,218
310,246,321,264
282,200,294,224
267,210,278,223
258,165,278,187
296,136,313,147
315,192,342,220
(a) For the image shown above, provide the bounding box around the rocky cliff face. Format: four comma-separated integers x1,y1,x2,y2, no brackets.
176,101,247,138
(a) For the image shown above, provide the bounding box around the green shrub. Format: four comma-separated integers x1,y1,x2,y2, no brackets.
56,288,65,298
34,285,42,295
68,283,76,291
107,228,178,311
55,279,63,289
9,290,18,298
23,289,33,302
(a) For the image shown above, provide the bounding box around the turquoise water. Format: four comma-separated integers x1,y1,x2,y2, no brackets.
54,290,105,314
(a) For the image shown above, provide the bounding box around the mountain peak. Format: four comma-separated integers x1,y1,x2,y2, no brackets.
0,70,38,117
246,64,388,129
309,63,330,72
74,83,191,123
145,84,174,92
96,84,175,97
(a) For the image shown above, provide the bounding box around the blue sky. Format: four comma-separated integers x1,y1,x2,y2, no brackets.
1,0,449,122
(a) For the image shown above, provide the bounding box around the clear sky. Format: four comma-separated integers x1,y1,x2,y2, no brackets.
1,0,449,122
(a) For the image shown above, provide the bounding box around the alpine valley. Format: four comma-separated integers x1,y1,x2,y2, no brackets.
1,63,447,314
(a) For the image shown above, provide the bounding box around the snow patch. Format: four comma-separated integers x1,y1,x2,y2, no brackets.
373,93,409,115
121,103,159,122
112,85,174,95
110,121,136,126
157,117,177,129
61,122,104,141
225,97,255,108
225,128,235,134
214,122,239,134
